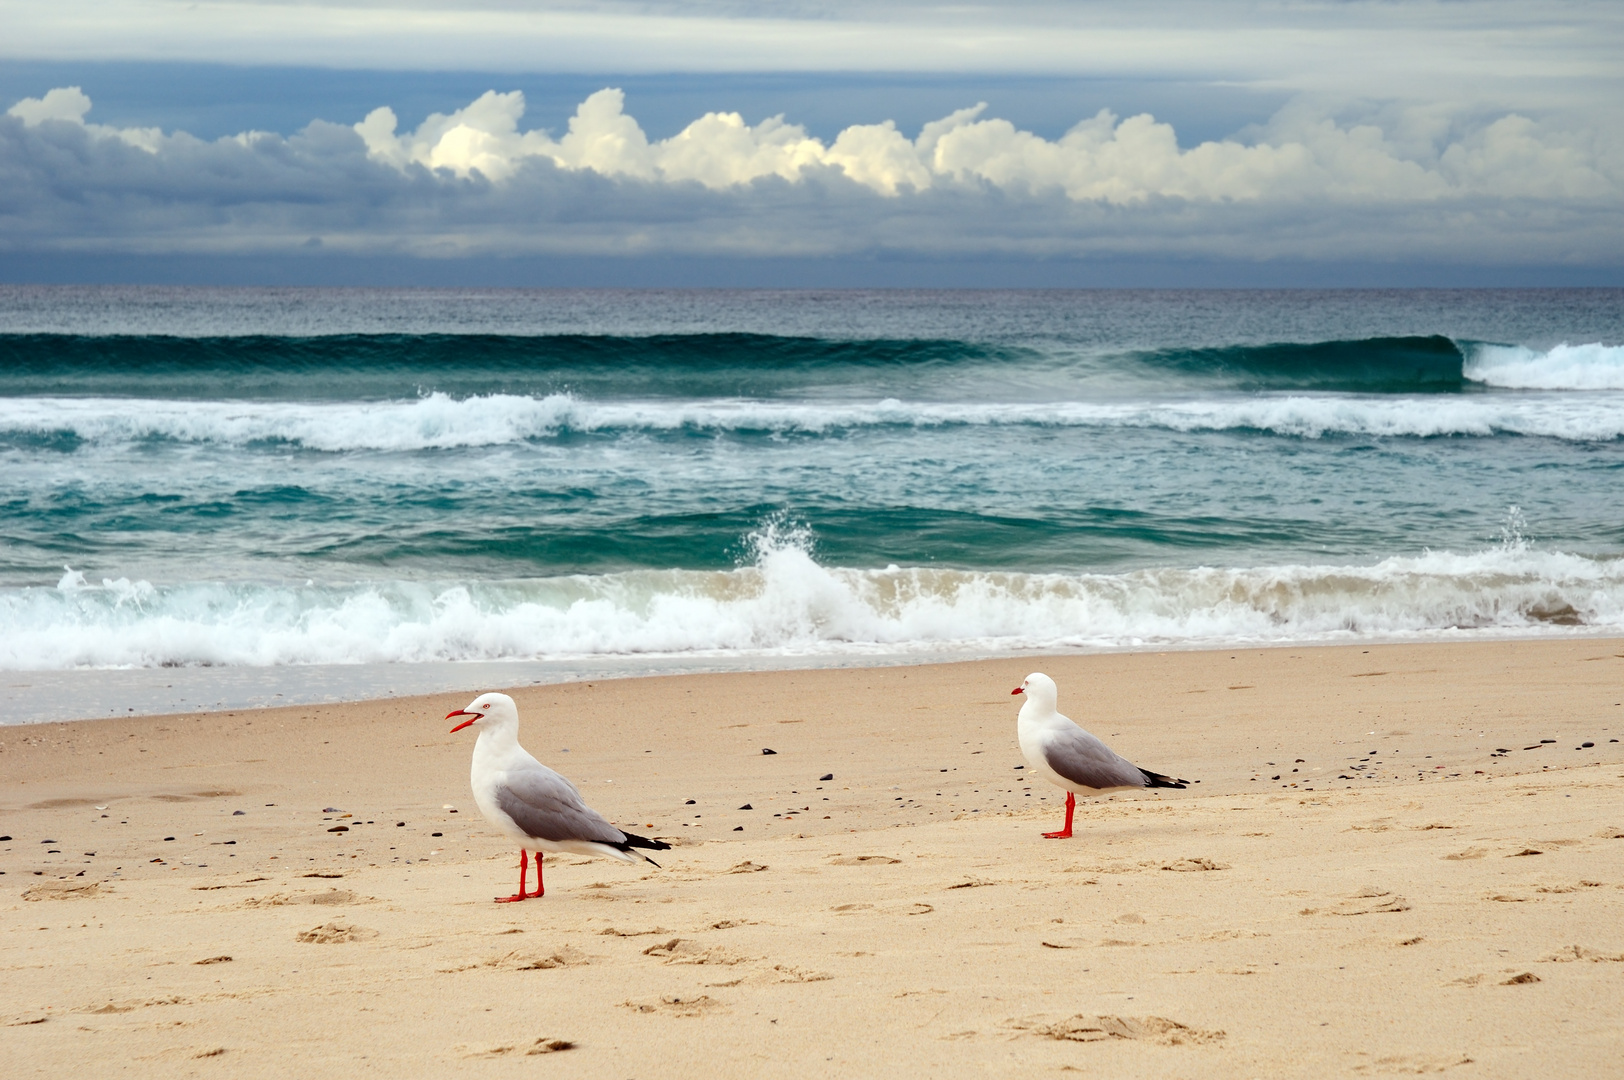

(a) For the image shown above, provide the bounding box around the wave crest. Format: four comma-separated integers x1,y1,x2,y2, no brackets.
4,389,1623,447
1465,342,1624,390
7,535,1622,670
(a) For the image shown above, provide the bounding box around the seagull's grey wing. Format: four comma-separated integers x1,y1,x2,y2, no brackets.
1043,724,1148,791
495,763,628,846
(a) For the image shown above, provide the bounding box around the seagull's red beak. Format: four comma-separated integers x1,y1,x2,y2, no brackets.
1011,686,1023,695
447,709,478,733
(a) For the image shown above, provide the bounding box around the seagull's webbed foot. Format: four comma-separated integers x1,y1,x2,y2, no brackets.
493,850,538,902
1042,792,1077,839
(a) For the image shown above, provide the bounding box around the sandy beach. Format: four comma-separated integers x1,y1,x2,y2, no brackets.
3,638,1622,1078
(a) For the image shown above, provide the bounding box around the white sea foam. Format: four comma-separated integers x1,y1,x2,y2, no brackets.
6,531,1622,671
1465,342,1624,390
3,387,1624,447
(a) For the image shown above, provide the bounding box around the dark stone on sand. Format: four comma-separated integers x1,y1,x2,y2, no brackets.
685,799,696,805
429,831,441,836
739,804,753,810
820,774,834,781
328,825,349,833
761,748,777,755
164,836,175,841
733,826,744,831
1582,742,1594,747
233,810,245,815
0,836,10,842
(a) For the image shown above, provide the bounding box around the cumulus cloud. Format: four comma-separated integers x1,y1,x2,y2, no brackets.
2,85,1621,265
349,86,1622,208
7,86,165,152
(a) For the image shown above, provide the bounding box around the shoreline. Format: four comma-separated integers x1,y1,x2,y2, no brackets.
4,638,1622,1077
9,625,1624,727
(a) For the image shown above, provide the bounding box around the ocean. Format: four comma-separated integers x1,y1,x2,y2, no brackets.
3,286,1621,722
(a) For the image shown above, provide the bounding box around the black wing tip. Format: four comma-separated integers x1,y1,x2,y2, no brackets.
1140,769,1190,789
617,830,673,852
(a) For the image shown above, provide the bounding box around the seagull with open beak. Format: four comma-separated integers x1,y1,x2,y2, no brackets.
448,691,670,901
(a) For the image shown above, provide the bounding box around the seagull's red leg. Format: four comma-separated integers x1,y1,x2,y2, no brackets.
495,850,529,902
1042,792,1076,839
531,852,545,898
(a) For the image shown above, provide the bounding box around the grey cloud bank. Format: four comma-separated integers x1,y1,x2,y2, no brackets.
4,2,1620,106
2,85,1621,280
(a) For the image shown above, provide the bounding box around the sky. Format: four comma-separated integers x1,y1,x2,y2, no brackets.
2,1,1622,286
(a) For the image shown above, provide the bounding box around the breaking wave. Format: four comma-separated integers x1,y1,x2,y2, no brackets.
1464,341,1624,390
6,528,1621,671
3,389,1623,448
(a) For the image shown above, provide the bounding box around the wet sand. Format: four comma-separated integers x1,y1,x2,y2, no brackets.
3,639,1623,1077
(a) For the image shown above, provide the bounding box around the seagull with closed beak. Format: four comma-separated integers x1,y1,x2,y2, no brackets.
1012,672,1189,838
447,691,671,901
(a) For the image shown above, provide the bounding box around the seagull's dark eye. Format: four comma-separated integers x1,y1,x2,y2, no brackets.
481,704,489,709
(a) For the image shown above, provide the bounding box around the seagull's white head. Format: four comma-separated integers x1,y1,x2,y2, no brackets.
1011,672,1058,711
447,692,518,734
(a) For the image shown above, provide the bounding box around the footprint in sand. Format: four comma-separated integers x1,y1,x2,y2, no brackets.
1198,930,1270,942
1443,848,1488,861
727,861,769,873
22,881,107,901
1014,1014,1224,1046
441,946,590,973
1353,1053,1474,1074
295,922,377,944
640,938,750,966
1301,890,1410,916
241,889,363,908
771,964,833,983
1162,858,1230,872
621,995,724,1017
1542,945,1624,962
829,855,901,865
84,995,186,1014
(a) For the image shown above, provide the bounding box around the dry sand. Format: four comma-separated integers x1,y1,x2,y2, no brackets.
3,639,1623,1078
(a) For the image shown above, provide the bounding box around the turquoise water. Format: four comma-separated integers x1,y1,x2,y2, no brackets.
2,286,1622,679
